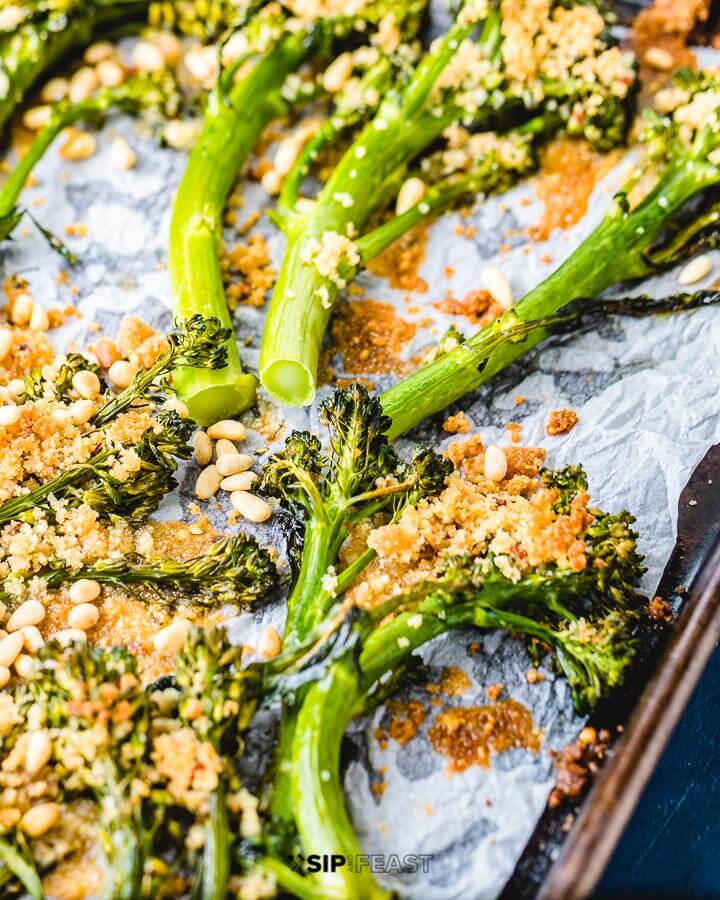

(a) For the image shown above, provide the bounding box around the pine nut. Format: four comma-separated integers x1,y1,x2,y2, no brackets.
0,5,26,30
261,169,282,196
69,399,96,425
110,136,137,171
21,626,44,654
0,328,13,361
0,632,24,667
53,628,87,646
84,41,115,64
0,406,20,427
59,129,97,162
29,303,48,331
22,105,52,131
220,471,256,492
154,618,192,656
163,396,189,418
195,464,222,500
0,667,9,688
483,445,508,482
108,360,138,389
97,59,125,87
133,40,165,72
21,802,60,838
25,730,52,775
229,491,272,523
152,31,182,66
93,337,121,368
258,625,282,659
273,137,301,178
644,47,674,71
193,431,213,466
216,453,253,477
481,267,514,310
184,46,217,87
40,77,69,103
207,419,246,441
7,600,45,632
215,438,238,458
68,603,99,631
72,370,101,400
11,292,33,325
69,579,101,605
396,177,427,216
678,254,713,286
164,119,200,151
7,379,26,401
14,653,34,679
323,52,354,93
68,67,99,103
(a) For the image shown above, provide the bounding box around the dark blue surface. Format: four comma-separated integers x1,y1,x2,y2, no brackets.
596,642,720,899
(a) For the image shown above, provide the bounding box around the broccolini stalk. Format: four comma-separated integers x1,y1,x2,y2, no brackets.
0,0,151,135
259,0,637,406
0,409,194,526
283,466,645,898
0,73,178,242
381,68,720,439
6,533,277,607
169,0,427,424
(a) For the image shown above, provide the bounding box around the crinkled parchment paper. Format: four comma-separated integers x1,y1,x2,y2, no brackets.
2,38,719,900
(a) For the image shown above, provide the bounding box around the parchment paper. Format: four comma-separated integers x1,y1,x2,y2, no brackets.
2,36,719,900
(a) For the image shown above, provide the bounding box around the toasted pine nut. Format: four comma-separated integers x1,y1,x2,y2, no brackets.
678,254,713,286
184,45,217,87
25,730,52,775
195,464,222,500
152,31,182,65
6,379,25,401
207,419,246,441
164,119,200,151
21,802,60,838
481,267,514,310
0,632,24,667
163,396,189,418
193,431,213,466
68,67,99,103
72,370,101,400
108,359,138,389
396,177,427,216
7,600,45,632
483,445,508,482
258,625,282,659
644,47,674,71
14,654,34,679
29,303,49,331
69,579,101,605
93,337,121,368
215,438,238,458
53,628,87,646
220,471,257,492
0,5,26,31
0,328,13,362
84,41,115,64
110,136,137,171
68,603,99,631
69,399,96,425
323,52,354,93
0,406,20,427
230,491,272,523
273,137,302,177
21,626,44,654
97,58,125,87
261,169,282,196
22,105,52,131
40,77,69,103
133,40,166,72
154,618,192,656
216,453,253,477
0,667,9,688
10,292,33,325
59,129,97,162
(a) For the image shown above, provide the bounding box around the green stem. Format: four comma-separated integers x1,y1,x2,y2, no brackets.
260,856,342,899
380,162,720,439
0,839,42,900
169,32,311,424
291,659,391,900
198,784,230,900
104,817,144,900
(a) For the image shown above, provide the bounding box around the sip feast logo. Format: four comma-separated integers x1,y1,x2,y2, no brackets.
289,853,433,874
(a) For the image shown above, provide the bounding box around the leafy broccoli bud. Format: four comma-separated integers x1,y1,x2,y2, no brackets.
541,465,589,514
23,353,102,403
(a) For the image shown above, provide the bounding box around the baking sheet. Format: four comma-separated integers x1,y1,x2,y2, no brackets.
2,34,720,900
